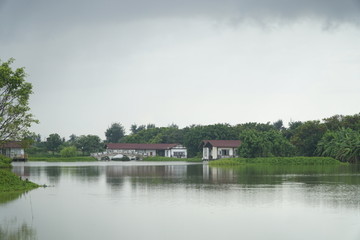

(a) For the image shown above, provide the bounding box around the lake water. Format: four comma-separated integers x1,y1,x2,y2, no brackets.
1,161,360,240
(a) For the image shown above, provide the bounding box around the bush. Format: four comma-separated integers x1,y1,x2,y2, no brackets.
60,146,77,157
0,155,12,168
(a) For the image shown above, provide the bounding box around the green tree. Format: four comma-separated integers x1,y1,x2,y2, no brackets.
238,129,295,158
60,146,77,157
76,135,102,155
317,128,360,163
105,123,125,143
290,121,327,156
0,58,38,141
130,124,146,135
46,133,62,155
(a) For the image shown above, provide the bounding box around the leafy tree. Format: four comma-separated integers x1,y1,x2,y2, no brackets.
76,135,103,155
130,124,146,134
46,133,62,155
68,134,78,145
146,123,156,129
105,123,125,143
272,119,284,131
290,121,327,156
317,128,360,163
0,58,38,141
282,121,303,140
238,129,295,158
60,146,77,157
323,113,360,131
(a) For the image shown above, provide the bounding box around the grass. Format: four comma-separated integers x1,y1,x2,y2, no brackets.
28,156,97,162
209,157,346,167
142,156,202,162
0,169,40,192
0,155,12,168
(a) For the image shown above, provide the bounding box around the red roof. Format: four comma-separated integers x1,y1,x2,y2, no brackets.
107,143,180,150
202,140,241,148
0,141,24,148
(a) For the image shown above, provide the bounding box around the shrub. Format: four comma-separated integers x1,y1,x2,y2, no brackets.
60,146,77,157
0,155,12,168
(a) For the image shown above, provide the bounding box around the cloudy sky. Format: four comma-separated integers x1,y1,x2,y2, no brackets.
1,0,359,140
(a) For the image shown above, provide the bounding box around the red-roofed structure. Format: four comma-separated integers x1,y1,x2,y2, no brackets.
0,141,27,161
201,140,241,160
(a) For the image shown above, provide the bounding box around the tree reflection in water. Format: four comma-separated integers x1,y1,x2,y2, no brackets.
0,219,37,240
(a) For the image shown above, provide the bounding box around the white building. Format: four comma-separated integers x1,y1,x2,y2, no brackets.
0,141,26,160
106,143,188,158
202,140,241,160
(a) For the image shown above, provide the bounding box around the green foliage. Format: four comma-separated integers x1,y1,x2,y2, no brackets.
46,133,62,154
105,122,125,143
0,169,39,192
0,155,12,168
142,156,202,162
323,113,360,131
290,120,327,156
60,146,77,157
238,129,295,158
316,128,360,163
209,157,344,166
75,135,103,155
0,58,38,141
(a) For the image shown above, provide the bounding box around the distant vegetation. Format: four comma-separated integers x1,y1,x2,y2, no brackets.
209,157,345,166
23,112,360,163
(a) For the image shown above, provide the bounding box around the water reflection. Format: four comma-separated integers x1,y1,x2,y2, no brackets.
0,219,37,240
5,162,360,240
0,192,27,205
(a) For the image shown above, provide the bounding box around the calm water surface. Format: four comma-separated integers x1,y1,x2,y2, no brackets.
1,161,360,240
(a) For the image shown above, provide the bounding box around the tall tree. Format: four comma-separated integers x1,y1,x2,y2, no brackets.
105,123,125,143
316,128,360,163
0,58,38,141
290,121,327,156
46,133,62,155
76,135,102,155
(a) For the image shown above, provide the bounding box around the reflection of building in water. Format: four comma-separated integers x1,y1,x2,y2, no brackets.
202,164,236,184
11,165,30,178
105,165,188,178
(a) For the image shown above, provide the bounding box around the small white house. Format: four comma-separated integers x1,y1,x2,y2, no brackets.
202,140,241,160
0,141,26,160
106,143,188,158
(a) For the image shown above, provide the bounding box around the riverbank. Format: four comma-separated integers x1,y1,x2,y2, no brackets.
209,157,346,166
0,169,39,192
142,156,202,162
28,156,97,162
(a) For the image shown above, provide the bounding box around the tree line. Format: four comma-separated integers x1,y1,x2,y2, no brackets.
1,59,359,162
26,113,360,162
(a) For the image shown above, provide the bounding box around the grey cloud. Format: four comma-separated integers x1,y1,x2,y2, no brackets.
1,0,360,30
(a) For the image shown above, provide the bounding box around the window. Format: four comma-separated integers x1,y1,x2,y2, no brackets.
174,152,185,158
221,149,229,156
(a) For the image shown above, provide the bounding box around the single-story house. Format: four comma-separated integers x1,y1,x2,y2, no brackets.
0,141,26,161
106,143,188,158
201,140,241,160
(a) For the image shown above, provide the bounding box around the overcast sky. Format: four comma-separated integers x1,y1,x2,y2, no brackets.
1,0,360,140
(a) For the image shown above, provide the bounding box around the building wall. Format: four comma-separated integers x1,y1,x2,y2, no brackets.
203,147,239,160
3,148,25,159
